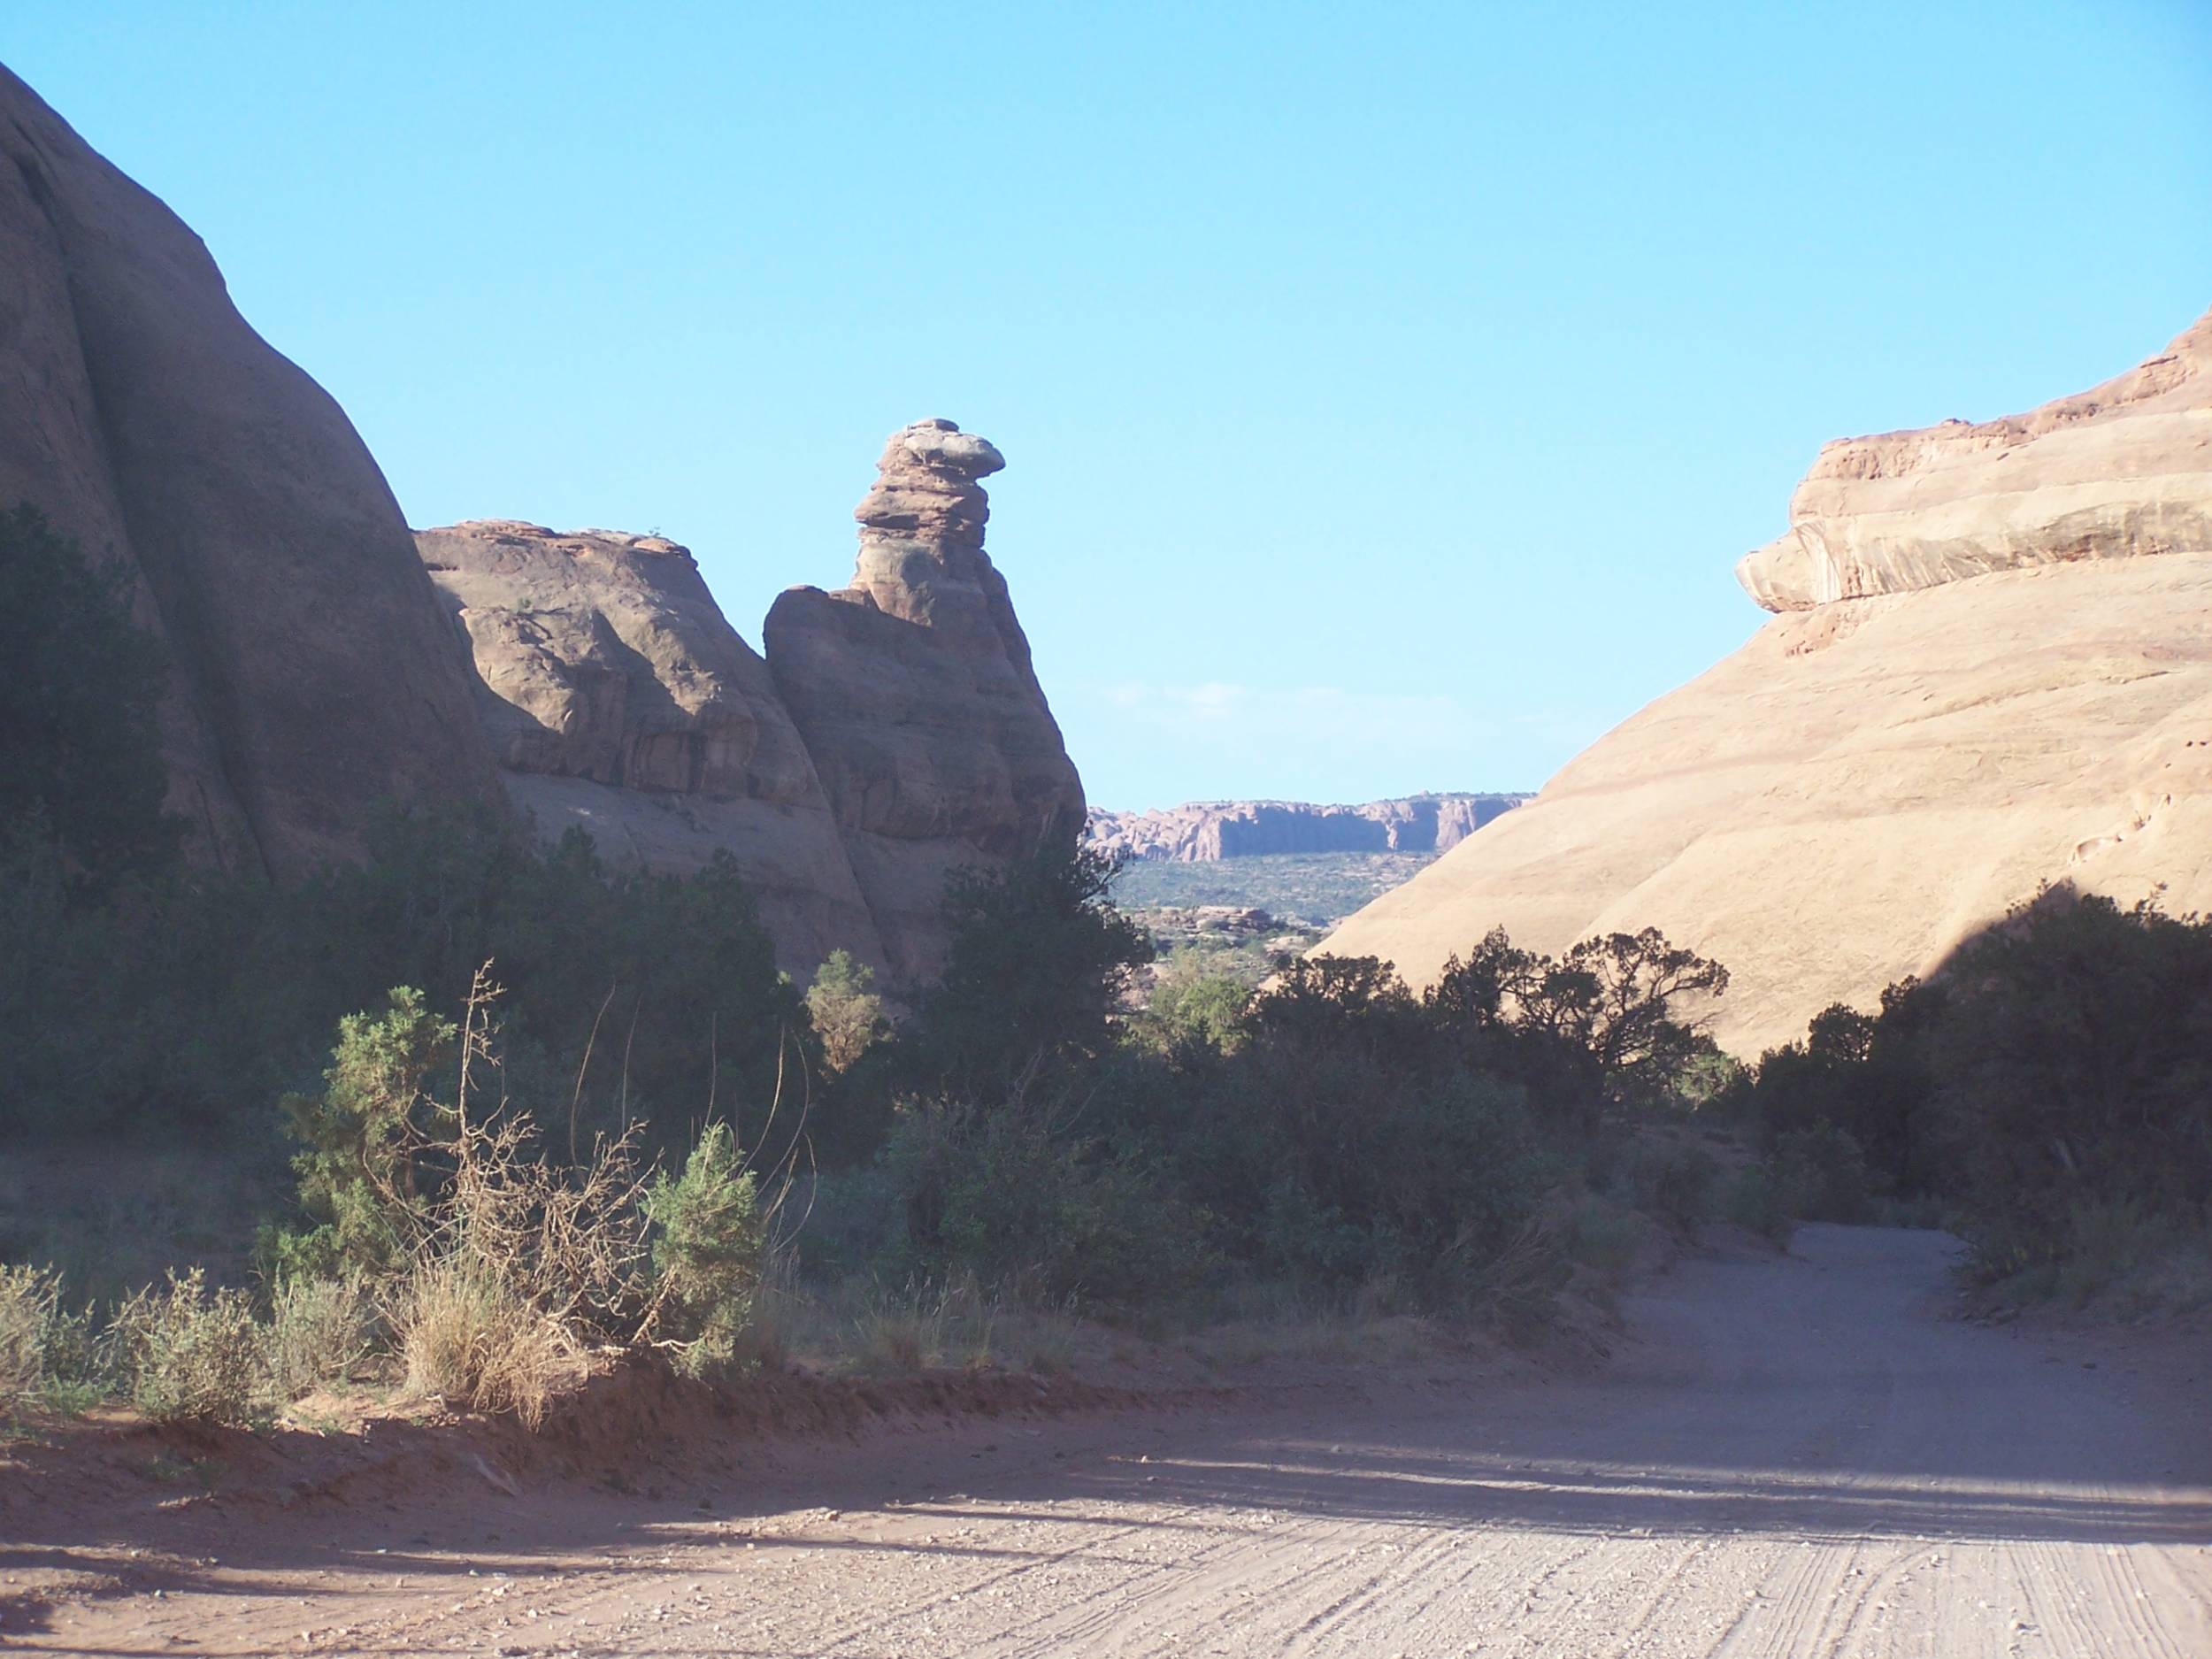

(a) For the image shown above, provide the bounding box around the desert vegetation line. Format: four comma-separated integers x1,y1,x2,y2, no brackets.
3,503,2205,1429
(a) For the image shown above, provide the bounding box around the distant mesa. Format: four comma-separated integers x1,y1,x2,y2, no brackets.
1087,794,1529,863
1324,309,2212,1056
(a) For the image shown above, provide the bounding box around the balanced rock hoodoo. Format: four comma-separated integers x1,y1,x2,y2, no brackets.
764,420,1087,980
419,422,1085,985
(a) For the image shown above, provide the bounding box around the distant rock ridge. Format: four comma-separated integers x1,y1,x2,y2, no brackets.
1325,309,2212,1056
1087,794,1528,863
419,421,1086,984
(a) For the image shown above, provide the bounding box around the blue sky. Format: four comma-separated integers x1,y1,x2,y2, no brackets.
10,3,2208,810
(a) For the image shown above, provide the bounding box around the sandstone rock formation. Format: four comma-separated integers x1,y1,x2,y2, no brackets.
420,422,1085,985
2,65,1087,985
0,64,497,874
764,420,1087,980
1738,312,2212,610
1087,793,1526,863
1322,311,2212,1056
414,521,883,972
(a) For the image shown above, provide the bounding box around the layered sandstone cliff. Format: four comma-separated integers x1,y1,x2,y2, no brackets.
0,65,497,872
1323,311,2212,1056
1087,794,1526,863
1738,313,2212,610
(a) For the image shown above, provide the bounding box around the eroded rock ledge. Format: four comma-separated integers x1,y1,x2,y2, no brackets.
1738,311,2212,611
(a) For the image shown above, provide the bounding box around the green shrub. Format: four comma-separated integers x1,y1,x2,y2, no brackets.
904,842,1153,1097
886,1104,1211,1311
1631,1141,1717,1232
267,987,456,1285
265,1279,373,1400
1745,889,2211,1291
645,1122,765,1375
110,1270,268,1426
1565,1196,1642,1276
1137,953,1251,1055
804,950,886,1075
1721,1163,1797,1245
1772,1125,1871,1223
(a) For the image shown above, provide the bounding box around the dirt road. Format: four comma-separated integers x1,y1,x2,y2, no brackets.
13,1226,2209,1656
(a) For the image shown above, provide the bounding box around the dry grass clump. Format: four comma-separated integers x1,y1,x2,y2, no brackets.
0,1263,66,1400
393,1257,584,1429
839,1276,1087,1376
854,1289,943,1372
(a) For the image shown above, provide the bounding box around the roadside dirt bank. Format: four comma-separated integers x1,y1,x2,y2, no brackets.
5,1225,2206,1656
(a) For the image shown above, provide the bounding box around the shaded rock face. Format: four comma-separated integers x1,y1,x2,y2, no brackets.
1738,311,2212,611
1087,794,1526,863
425,423,1085,985
2,65,1086,985
764,420,1087,980
414,522,883,972
0,65,497,874
1325,313,2212,1056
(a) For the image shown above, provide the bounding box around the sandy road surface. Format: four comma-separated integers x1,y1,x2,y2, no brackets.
11,1226,2208,1657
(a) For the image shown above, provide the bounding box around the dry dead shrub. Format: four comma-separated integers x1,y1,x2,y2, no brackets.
383,967,652,1427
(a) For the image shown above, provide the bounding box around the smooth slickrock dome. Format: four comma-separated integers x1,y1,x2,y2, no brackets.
0,65,497,873
414,521,885,973
1321,311,2212,1056
764,420,1087,980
